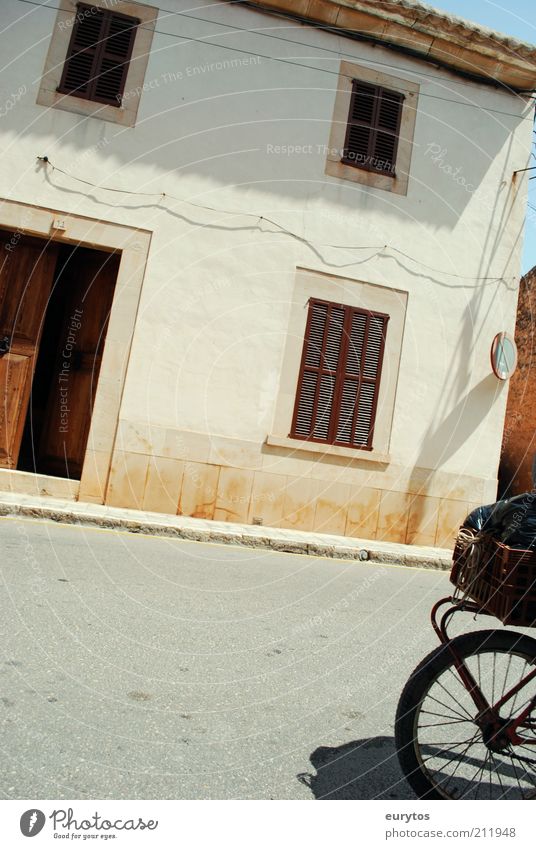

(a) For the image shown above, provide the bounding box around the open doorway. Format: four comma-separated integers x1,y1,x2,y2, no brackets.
18,244,120,479
0,232,119,479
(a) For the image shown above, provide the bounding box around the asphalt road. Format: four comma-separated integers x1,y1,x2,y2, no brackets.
0,515,457,800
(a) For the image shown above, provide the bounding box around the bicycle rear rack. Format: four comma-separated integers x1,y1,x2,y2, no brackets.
431,596,493,645
430,596,500,716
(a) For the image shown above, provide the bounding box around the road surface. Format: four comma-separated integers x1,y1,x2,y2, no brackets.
0,515,456,799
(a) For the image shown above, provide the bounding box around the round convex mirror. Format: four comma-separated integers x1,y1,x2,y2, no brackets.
491,332,517,380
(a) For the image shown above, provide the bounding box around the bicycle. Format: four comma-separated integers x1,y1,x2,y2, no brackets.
395,528,536,800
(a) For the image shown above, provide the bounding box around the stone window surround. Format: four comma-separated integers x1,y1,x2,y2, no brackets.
0,197,151,502
37,0,158,128
268,267,408,464
325,60,420,196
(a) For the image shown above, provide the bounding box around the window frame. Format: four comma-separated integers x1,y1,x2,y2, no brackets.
325,61,419,196
37,0,158,127
57,4,140,108
289,297,389,452
268,268,408,464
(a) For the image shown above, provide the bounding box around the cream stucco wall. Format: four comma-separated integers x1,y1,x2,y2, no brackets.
0,0,533,545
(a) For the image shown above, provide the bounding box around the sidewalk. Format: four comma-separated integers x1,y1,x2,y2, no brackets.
0,490,453,570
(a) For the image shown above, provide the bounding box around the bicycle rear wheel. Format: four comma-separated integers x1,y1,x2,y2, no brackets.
395,630,536,799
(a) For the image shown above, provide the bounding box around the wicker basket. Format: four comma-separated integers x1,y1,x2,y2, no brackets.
450,530,536,627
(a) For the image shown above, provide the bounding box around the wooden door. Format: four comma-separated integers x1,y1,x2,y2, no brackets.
38,249,119,478
0,237,59,468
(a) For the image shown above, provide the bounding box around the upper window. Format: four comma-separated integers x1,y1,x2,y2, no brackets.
57,5,139,106
290,299,388,451
342,81,404,177
325,61,419,196
37,1,157,127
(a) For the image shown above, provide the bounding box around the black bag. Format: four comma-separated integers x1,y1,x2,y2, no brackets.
464,493,536,549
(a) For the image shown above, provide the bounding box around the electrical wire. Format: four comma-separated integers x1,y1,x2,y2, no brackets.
14,0,536,118
37,156,517,281
28,0,536,99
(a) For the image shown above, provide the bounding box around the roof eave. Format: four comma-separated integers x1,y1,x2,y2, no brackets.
239,0,536,92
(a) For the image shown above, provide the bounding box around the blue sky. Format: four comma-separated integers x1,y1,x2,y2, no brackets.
437,0,535,42
436,1,535,272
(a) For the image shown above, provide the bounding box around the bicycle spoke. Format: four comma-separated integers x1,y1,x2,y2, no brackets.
501,652,514,701
489,751,507,799
419,740,480,753
437,674,475,720
420,709,471,723
509,751,536,798
508,692,534,715
398,632,536,801
420,734,482,766
509,659,530,717
517,744,536,760
433,732,483,795
460,749,491,800
425,690,473,723
508,748,536,774
518,716,536,730
507,751,526,797
418,718,474,729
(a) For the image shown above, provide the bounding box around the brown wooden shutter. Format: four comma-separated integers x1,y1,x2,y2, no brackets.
338,311,388,448
93,12,138,104
58,6,106,100
291,301,345,441
343,82,376,169
290,300,388,450
343,81,403,176
57,5,139,106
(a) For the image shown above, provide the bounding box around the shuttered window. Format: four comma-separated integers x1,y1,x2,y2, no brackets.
57,4,139,106
290,299,388,450
342,81,404,176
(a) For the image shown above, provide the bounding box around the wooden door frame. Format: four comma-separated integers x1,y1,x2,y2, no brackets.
0,198,151,503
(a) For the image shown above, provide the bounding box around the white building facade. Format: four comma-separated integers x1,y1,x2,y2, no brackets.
0,0,534,547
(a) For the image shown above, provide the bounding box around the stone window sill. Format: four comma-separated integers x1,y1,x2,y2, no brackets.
265,434,391,464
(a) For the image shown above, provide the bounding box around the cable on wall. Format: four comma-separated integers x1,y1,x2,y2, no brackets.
36,155,518,282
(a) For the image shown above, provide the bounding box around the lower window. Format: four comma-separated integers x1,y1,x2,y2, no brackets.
290,298,388,451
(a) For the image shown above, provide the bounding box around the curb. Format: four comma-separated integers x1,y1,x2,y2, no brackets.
0,501,453,571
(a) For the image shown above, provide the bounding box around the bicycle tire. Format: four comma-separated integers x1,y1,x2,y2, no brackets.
395,629,536,800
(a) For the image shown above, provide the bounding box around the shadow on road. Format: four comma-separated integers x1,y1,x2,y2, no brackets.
298,736,416,799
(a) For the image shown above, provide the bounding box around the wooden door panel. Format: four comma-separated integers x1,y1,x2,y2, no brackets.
0,237,59,468
38,249,119,478
0,354,31,467
0,239,58,341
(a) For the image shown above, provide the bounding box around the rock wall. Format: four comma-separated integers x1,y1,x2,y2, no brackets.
500,268,536,496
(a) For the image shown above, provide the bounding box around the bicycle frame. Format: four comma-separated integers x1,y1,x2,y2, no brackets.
431,597,536,746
